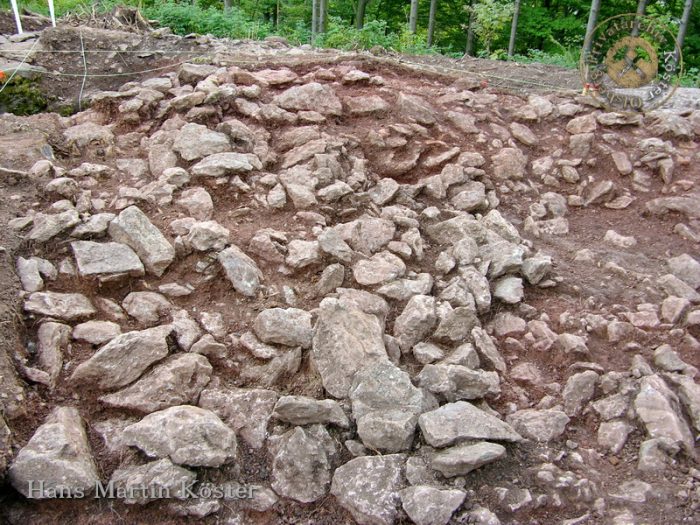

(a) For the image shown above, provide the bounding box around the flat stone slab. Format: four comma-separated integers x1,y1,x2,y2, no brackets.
71,241,144,277
24,292,96,321
418,401,523,447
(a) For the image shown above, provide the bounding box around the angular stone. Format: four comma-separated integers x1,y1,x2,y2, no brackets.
173,123,230,161
100,354,212,413
72,320,121,345
397,92,437,125
434,307,480,344
9,407,99,498
71,241,144,278
109,206,174,277
122,292,172,326
109,459,196,504
412,342,445,364
253,307,312,348
634,374,694,452
273,396,349,427
70,325,172,390
331,454,406,525
667,253,700,289
271,427,331,503
312,299,388,398
186,220,229,251
471,327,506,373
566,114,597,134
400,486,466,525
336,217,396,255
598,420,633,454
36,322,70,386
563,370,598,416
24,292,95,321
658,274,700,303
506,409,569,442
274,82,342,115
218,244,263,297
492,148,527,180
394,295,437,351
286,239,321,268
349,362,428,453
417,364,499,402
493,277,524,304
431,442,506,477
318,228,354,263
377,274,434,301
199,387,278,449
353,251,406,286
190,152,259,177
317,263,345,296
16,257,43,292
177,187,213,220
123,405,237,467
419,401,522,447
28,210,80,243
611,151,633,175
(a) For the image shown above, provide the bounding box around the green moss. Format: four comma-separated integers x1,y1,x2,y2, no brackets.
0,76,49,116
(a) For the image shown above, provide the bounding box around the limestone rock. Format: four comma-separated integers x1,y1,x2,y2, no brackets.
253,307,312,348
218,244,263,297
563,371,598,416
394,294,437,351
271,427,331,503
273,82,342,115
349,361,428,452
100,354,212,413
70,325,172,390
400,485,466,525
417,364,500,401
419,401,522,447
24,292,95,321
109,459,196,504
9,407,99,498
109,206,175,277
506,409,570,442
431,441,506,477
273,396,349,427
199,387,278,449
72,320,121,346
71,241,144,278
331,454,406,525
173,123,230,161
634,374,694,452
311,299,388,398
123,405,237,467
353,251,406,286
191,152,259,177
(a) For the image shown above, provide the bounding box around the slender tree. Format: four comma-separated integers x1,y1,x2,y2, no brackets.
465,1,476,56
428,0,438,47
320,0,328,33
583,0,601,57
631,0,648,36
677,0,694,51
356,0,371,29
410,0,419,33
311,0,318,43
224,0,232,13
508,0,521,58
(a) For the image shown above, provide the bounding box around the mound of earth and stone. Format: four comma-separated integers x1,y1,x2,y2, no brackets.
0,21,699,525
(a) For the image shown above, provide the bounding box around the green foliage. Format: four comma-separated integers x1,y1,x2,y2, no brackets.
513,49,578,69
142,2,269,39
0,76,48,115
468,0,514,53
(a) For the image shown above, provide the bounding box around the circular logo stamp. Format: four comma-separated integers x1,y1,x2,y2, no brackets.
580,13,683,112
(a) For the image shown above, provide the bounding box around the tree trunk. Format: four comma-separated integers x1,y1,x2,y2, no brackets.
631,0,648,36
320,0,328,33
276,0,281,29
311,0,318,44
677,0,694,50
355,0,369,29
508,0,521,58
465,2,475,56
410,0,419,33
224,0,232,14
427,0,438,47
583,0,601,57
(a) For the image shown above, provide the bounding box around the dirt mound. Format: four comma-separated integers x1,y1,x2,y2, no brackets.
0,22,699,525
